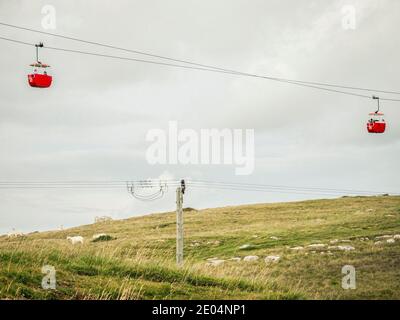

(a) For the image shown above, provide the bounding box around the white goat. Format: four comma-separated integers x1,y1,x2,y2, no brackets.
67,236,84,245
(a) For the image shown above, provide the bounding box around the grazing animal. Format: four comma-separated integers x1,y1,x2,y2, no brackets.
67,236,84,245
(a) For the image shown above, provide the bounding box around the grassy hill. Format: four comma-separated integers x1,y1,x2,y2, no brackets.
1,196,399,300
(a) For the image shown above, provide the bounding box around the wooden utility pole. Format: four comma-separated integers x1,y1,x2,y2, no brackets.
176,180,185,266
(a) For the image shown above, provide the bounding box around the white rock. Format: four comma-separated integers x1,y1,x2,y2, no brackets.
337,245,355,251
375,235,392,240
270,236,279,240
330,239,339,244
307,244,326,249
207,259,225,266
243,255,259,262
387,239,395,244
340,240,351,243
206,257,219,261
207,240,220,245
374,241,383,245
264,255,280,263
239,244,252,249
290,246,304,251
228,257,241,262
190,242,200,247
393,235,400,240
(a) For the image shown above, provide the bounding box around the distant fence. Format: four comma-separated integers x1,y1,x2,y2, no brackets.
94,216,113,223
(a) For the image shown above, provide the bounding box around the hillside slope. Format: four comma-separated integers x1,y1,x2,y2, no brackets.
1,196,399,300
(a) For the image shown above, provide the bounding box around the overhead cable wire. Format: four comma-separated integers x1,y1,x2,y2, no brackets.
0,179,180,185
0,179,398,196
183,184,387,197
0,178,396,194
185,180,397,195
1,21,400,96
0,184,365,196
187,180,400,195
0,35,400,102
186,184,397,196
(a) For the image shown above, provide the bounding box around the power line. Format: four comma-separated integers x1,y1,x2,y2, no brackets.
0,179,179,184
186,180,396,195
0,179,398,197
187,184,363,197
1,35,400,102
188,181,399,196
0,178,394,193
1,21,400,97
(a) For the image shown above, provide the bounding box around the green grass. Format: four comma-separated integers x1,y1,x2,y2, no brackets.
0,195,399,300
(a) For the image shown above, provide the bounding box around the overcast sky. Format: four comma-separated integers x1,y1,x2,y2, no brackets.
0,0,399,234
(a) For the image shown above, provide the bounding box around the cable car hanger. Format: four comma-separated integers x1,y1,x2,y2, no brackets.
35,42,42,62
372,95,381,113
29,42,50,68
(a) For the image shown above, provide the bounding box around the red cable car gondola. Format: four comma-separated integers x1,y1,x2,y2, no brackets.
27,43,52,88
367,112,386,133
367,96,386,134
